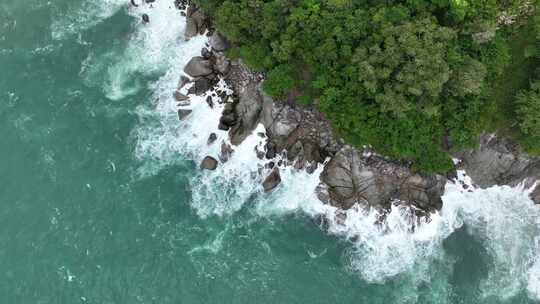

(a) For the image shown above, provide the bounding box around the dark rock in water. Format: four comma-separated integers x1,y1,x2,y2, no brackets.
219,113,236,127
265,141,276,159
218,122,229,131
306,162,318,174
178,75,190,90
177,109,192,120
206,96,214,108
255,146,265,159
207,133,217,145
219,142,233,163
142,14,150,23
200,156,218,170
184,57,213,78
266,161,275,169
456,133,540,204
188,77,214,95
174,91,189,102
262,167,281,192
318,146,446,212
260,95,341,163
201,48,212,59
209,31,230,52
532,185,540,204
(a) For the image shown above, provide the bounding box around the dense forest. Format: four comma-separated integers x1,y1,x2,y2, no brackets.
194,0,540,173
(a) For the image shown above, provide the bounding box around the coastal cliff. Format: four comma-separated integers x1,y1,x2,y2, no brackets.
178,4,539,217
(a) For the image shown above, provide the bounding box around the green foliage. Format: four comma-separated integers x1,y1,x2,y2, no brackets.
194,0,540,173
262,65,296,97
516,81,540,138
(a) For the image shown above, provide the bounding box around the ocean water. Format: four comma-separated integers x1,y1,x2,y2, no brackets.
1,1,539,303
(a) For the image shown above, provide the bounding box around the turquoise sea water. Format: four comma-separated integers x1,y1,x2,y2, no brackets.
1,1,540,303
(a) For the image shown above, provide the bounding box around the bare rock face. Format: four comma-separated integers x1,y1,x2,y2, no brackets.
177,109,192,120
318,146,446,212
263,167,281,192
209,31,230,52
457,133,540,203
223,61,264,145
214,53,230,75
200,156,218,170
185,5,207,39
532,185,540,204
261,96,341,164
184,56,213,78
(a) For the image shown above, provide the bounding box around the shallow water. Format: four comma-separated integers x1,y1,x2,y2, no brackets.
1,1,539,303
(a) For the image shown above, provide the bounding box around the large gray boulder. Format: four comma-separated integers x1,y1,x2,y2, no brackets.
318,146,446,212
457,133,540,203
184,56,213,78
209,31,230,52
185,6,207,39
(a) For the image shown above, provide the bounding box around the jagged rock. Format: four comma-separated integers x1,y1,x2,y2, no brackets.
184,57,213,78
532,185,540,204
207,133,217,145
306,162,318,174
185,6,206,39
318,146,446,212
265,141,276,159
219,142,233,163
185,17,198,39
177,109,192,120
206,96,214,108
456,133,540,203
218,122,229,131
219,113,236,127
188,77,214,95
174,91,189,102
201,48,212,59
262,167,281,192
222,61,264,145
200,156,218,170
209,31,230,52
178,75,190,90
214,53,230,75
255,146,265,159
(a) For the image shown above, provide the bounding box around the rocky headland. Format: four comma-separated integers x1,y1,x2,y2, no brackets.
177,4,539,218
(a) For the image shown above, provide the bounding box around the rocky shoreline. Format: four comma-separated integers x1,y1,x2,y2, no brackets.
178,4,539,217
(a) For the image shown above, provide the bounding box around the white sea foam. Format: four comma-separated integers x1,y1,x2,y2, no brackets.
51,0,126,40
72,1,540,301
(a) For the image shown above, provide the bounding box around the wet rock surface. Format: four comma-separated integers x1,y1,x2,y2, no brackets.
456,133,540,204
262,167,281,192
200,156,218,170
317,146,446,212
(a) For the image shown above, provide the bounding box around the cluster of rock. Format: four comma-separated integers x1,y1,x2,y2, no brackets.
180,5,539,217
456,134,540,204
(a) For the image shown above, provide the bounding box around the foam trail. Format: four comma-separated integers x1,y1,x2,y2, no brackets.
51,0,127,40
